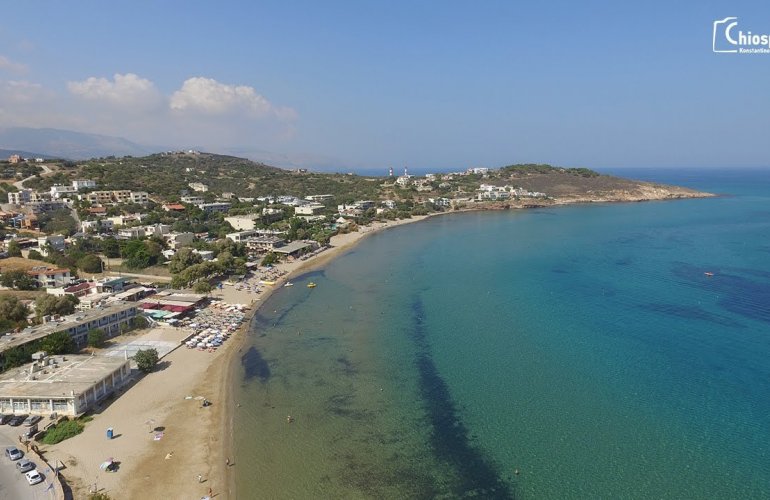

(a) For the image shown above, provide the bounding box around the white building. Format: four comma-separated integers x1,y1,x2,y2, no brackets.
305,194,334,202
7,189,32,205
294,203,325,215
26,266,72,288
50,185,78,199
199,202,231,213
226,230,257,243
428,197,451,207
144,224,171,237
396,175,411,187
0,355,132,417
118,227,146,239
130,191,149,204
188,182,209,192
107,214,144,228
180,195,205,205
225,214,260,231
72,179,97,190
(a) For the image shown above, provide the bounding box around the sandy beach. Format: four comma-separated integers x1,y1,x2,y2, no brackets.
41,215,430,499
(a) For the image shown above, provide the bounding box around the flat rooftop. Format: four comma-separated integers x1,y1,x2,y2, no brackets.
0,302,137,353
0,355,129,399
273,241,312,254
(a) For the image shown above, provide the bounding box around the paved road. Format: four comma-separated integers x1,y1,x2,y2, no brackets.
0,424,56,500
12,164,53,190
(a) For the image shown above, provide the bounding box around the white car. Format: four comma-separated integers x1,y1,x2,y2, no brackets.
25,470,43,485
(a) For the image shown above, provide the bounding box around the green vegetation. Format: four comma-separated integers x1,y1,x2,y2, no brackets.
88,494,113,500
77,254,103,273
134,348,159,373
6,240,21,257
35,294,78,319
120,238,165,270
261,252,278,266
39,330,75,355
0,295,30,333
0,269,37,290
168,247,202,274
0,330,76,372
500,163,600,178
38,208,78,236
40,418,87,445
87,328,106,348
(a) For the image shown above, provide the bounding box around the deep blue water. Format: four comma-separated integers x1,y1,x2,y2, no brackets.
235,168,770,499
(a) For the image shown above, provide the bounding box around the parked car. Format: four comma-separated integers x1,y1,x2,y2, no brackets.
23,415,42,427
0,414,13,425
23,424,38,440
9,414,28,427
5,446,23,460
16,459,35,473
25,470,43,485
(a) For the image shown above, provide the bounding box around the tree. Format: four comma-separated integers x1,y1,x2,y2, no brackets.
0,296,30,333
134,348,159,373
0,296,30,323
2,345,35,369
101,238,120,258
27,249,44,261
77,254,103,274
261,252,278,266
169,247,202,274
6,240,21,257
87,328,106,348
39,331,74,355
193,281,212,294
0,269,37,290
35,294,78,319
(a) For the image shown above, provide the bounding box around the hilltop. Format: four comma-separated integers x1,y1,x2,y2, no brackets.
9,154,709,206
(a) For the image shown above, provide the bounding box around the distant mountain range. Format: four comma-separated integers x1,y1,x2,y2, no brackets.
0,127,154,160
0,127,343,172
0,148,54,160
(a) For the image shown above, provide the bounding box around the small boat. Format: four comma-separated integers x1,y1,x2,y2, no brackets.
307,282,317,288
259,280,276,286
284,282,294,287
704,272,714,277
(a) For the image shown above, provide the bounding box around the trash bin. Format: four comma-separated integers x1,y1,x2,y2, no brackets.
107,427,113,439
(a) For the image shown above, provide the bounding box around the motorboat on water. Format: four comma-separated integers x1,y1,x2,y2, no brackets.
704,272,714,277
307,282,317,288
284,282,294,287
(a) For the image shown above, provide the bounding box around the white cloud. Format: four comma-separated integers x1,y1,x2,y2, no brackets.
170,77,295,121
1,80,46,103
1,73,297,152
67,73,162,110
0,55,28,75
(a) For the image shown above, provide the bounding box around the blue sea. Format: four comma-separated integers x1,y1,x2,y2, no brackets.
232,168,770,499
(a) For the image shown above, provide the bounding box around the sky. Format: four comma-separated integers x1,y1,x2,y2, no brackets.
1,0,769,172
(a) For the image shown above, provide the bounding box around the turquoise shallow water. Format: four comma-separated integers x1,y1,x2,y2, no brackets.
233,169,770,499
